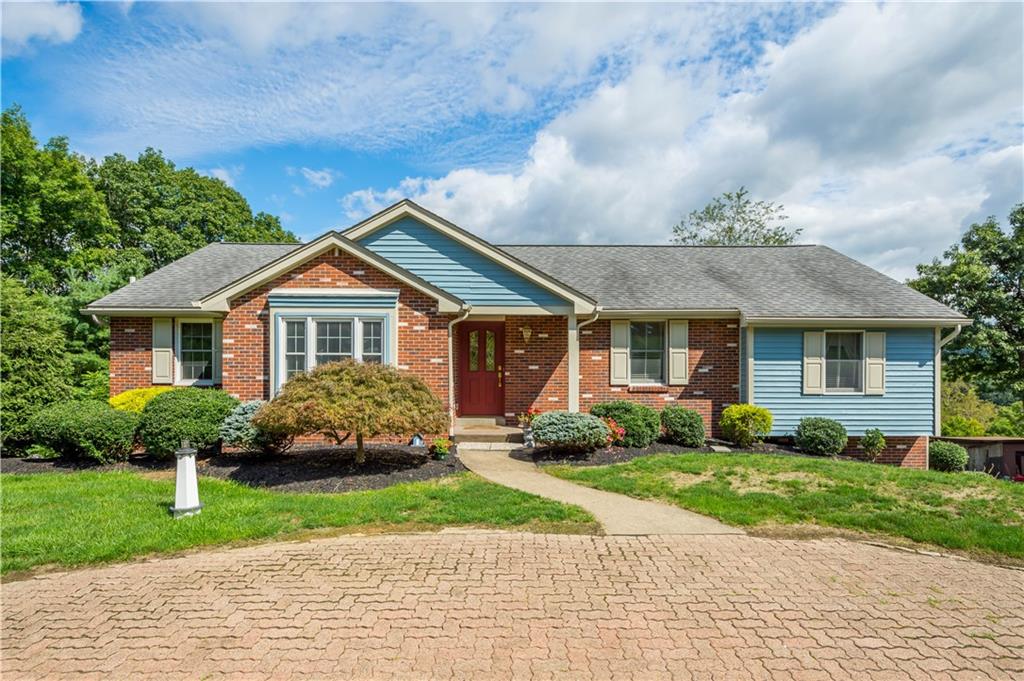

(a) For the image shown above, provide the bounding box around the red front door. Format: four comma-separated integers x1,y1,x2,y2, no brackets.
457,322,504,415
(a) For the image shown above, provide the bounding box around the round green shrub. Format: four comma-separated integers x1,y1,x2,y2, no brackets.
220,401,293,455
138,388,239,458
532,411,611,451
588,401,660,448
929,440,969,472
719,404,773,448
794,417,848,456
28,400,139,463
661,406,705,447
860,428,886,462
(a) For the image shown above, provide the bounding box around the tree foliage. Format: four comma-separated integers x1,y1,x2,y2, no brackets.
911,205,1024,398
672,186,802,246
0,277,72,450
253,361,449,464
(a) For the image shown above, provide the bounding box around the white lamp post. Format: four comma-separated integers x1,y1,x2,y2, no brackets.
170,440,203,519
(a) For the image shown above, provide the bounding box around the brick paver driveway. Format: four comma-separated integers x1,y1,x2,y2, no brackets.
3,532,1022,680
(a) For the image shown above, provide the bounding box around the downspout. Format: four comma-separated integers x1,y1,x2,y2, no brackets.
447,304,472,435
939,324,962,348
933,324,963,443
577,309,600,332
90,314,108,328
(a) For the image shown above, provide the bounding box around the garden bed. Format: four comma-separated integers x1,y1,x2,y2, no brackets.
2,445,465,493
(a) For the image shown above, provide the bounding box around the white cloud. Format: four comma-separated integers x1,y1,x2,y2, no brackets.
201,165,243,188
300,167,337,190
2,1,83,56
341,2,1023,278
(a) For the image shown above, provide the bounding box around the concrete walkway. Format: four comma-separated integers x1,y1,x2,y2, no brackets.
458,447,742,535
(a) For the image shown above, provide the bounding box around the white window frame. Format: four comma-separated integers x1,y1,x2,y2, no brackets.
628,319,669,386
275,314,389,391
175,318,215,386
823,329,865,395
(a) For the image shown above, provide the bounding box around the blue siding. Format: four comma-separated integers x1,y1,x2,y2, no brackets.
358,217,566,306
753,328,935,436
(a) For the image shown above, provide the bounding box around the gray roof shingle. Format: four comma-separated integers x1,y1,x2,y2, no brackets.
498,244,966,320
88,242,299,309
87,240,966,321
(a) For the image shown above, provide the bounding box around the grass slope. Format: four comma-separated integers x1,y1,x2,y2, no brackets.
1,472,597,575
547,453,1024,561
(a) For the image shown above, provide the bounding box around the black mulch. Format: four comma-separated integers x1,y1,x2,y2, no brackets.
1,445,467,494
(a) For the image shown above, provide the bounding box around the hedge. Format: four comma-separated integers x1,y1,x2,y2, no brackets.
138,388,239,458
589,401,660,448
532,411,611,451
661,406,705,447
28,400,138,463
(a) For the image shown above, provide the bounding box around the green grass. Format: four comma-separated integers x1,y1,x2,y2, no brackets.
0,472,597,575
546,453,1024,561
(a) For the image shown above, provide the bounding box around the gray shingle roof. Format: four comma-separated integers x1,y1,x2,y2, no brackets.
87,240,966,321
498,244,966,320
88,242,299,309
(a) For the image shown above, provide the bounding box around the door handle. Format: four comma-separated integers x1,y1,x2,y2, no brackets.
497,365,502,387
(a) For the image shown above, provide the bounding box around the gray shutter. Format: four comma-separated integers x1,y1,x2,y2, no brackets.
152,318,173,384
864,332,886,395
802,331,825,395
668,320,689,385
213,321,223,384
610,320,629,385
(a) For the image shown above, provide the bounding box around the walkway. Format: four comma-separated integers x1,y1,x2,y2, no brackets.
4,532,1021,680
457,447,741,535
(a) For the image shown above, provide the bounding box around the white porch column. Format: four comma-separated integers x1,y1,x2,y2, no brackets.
568,312,579,412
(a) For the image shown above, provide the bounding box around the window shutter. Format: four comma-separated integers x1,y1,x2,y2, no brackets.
668,320,689,385
802,331,825,395
213,321,223,384
864,332,886,395
610,320,629,385
152,318,173,384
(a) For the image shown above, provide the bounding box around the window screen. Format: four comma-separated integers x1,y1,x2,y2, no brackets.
629,321,665,384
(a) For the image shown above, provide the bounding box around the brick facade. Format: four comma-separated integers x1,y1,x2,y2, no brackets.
109,317,155,395
843,435,928,468
579,318,740,438
502,315,569,419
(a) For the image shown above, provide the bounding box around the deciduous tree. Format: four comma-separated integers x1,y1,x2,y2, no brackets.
672,186,802,246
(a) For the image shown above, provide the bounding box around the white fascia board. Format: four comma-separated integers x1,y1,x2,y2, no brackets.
268,287,401,297
600,309,740,319
196,233,463,314
467,305,573,316
81,307,225,317
342,201,597,314
745,316,973,328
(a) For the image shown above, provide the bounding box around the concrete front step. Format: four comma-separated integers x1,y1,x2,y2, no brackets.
453,423,524,444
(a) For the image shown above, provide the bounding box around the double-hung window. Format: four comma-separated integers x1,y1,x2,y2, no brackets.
179,321,214,384
278,316,387,388
629,321,665,384
824,332,863,393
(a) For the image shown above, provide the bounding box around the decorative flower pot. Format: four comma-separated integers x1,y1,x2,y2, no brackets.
523,426,535,448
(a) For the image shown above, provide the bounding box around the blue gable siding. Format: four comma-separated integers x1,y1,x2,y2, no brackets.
753,328,935,436
357,217,566,306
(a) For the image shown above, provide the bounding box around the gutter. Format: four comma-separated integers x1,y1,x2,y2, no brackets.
447,304,472,435
939,324,963,348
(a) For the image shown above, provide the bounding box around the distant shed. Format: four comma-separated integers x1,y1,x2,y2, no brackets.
934,436,1024,478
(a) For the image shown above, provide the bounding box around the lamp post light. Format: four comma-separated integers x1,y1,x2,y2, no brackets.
170,440,203,519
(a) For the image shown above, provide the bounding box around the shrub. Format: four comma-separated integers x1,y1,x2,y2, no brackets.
719,404,773,448
0,276,72,452
109,386,176,413
138,388,239,458
930,440,969,472
220,401,293,455
860,428,886,463
431,437,452,459
794,417,848,456
942,415,986,437
532,411,611,451
253,360,448,464
588,401,660,448
601,417,625,446
28,400,139,463
661,406,705,447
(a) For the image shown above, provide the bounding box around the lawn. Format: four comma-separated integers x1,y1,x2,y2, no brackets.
0,472,597,575
546,453,1024,562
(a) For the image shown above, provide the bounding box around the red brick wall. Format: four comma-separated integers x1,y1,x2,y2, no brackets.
222,250,452,403
843,435,928,469
109,317,156,395
579,318,740,438
502,315,569,419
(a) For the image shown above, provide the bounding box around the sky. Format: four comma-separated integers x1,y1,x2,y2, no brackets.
2,1,1021,280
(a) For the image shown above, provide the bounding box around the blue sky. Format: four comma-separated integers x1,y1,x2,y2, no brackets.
2,1,1022,279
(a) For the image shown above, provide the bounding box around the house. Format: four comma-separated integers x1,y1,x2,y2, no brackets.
85,199,970,467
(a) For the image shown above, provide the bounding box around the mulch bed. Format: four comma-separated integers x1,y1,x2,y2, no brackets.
1,445,466,494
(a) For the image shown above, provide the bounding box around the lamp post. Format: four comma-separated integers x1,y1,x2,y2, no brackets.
170,440,202,518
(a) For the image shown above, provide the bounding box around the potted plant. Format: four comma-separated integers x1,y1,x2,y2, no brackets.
517,407,540,447
431,437,452,460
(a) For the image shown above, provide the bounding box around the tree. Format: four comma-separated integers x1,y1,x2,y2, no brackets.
92,149,299,270
1,106,118,292
942,379,998,427
0,277,72,451
253,361,449,464
672,186,802,246
987,402,1024,437
911,204,1024,398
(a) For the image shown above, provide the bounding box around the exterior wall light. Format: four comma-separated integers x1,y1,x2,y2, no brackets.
520,326,532,344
